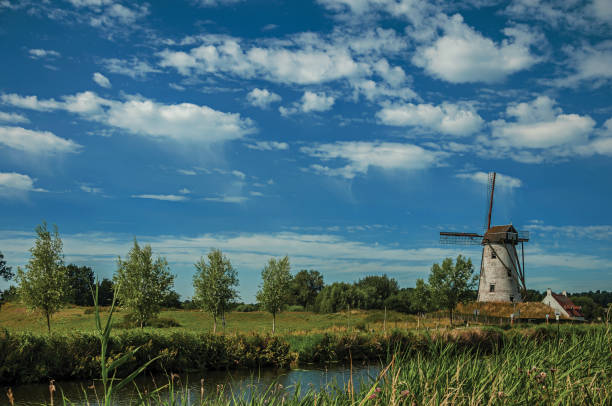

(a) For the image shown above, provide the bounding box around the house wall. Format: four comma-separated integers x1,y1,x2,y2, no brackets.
477,243,523,302
542,289,570,318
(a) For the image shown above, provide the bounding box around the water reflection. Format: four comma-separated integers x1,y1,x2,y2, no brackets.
9,364,381,405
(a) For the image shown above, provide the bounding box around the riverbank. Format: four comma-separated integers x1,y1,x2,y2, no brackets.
0,324,605,385
5,324,610,405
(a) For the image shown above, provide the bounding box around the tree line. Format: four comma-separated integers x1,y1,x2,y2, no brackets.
2,222,610,333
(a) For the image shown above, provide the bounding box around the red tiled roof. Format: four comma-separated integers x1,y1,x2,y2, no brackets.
551,293,584,318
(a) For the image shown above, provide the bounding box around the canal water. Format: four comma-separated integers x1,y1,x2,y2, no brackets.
8,364,381,405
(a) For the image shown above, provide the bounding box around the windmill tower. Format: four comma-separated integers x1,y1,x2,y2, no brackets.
440,172,529,303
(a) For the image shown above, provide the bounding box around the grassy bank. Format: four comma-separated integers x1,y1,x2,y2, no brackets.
8,324,609,405
1,324,606,386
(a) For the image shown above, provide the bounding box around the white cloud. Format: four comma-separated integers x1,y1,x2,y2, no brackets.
301,141,447,179
178,169,197,175
0,172,46,197
2,91,256,145
132,194,188,202
80,184,103,194
203,195,248,203
178,188,191,194
1,94,61,111
89,3,149,28
0,111,28,124
526,223,612,241
157,33,370,85
412,16,540,83
377,101,483,136
102,57,161,79
29,49,60,59
554,42,612,88
196,0,244,6
246,141,289,151
231,170,246,180
491,96,595,149
246,88,281,108
93,72,111,88
456,171,522,189
505,0,612,30
280,91,335,116
0,126,81,155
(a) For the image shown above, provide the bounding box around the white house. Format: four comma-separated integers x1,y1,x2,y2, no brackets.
542,288,584,320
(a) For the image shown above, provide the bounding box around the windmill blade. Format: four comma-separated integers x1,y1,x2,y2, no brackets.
440,232,483,246
484,172,496,232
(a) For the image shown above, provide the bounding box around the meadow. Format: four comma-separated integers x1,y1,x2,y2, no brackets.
0,302,435,335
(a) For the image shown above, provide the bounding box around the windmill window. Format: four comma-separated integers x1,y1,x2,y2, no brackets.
491,251,497,259
489,284,495,292
507,269,512,277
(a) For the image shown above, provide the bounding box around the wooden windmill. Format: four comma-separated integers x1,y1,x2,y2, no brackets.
440,172,529,302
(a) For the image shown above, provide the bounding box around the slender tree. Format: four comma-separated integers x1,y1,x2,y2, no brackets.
0,250,15,309
289,269,324,309
65,264,95,306
113,239,175,328
193,249,239,333
256,256,292,333
16,222,69,333
428,255,477,323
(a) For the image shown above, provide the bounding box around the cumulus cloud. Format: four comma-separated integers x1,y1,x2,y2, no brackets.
132,194,188,202
196,0,244,6
377,102,483,136
80,184,103,194
1,91,255,145
280,91,335,116
455,171,522,189
29,49,60,59
101,57,161,79
0,172,46,197
413,16,540,83
246,88,281,108
0,126,81,155
301,141,447,179
245,141,289,151
0,111,28,124
554,42,612,88
93,72,111,88
491,96,595,149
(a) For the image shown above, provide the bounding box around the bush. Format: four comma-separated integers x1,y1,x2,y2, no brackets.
235,303,259,312
286,305,304,312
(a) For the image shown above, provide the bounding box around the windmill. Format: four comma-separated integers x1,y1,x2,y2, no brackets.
440,172,529,302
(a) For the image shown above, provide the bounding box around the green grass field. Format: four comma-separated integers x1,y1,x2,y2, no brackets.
0,302,429,335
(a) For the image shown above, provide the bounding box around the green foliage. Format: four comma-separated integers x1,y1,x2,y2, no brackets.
525,289,545,302
355,274,399,309
162,290,182,308
256,256,292,332
0,250,13,281
65,264,95,306
16,222,69,333
571,296,605,321
234,303,259,312
427,255,477,322
113,239,175,328
288,269,324,309
193,249,239,332
97,278,114,306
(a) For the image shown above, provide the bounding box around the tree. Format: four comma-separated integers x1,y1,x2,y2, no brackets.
256,256,292,333
571,296,604,321
113,240,175,328
97,278,114,306
162,290,182,309
356,275,399,309
427,255,477,323
65,264,95,306
410,278,431,314
0,250,14,309
289,269,324,309
193,249,239,333
0,251,13,281
16,222,69,333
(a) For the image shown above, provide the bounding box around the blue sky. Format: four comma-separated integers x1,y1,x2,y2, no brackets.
1,0,611,302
